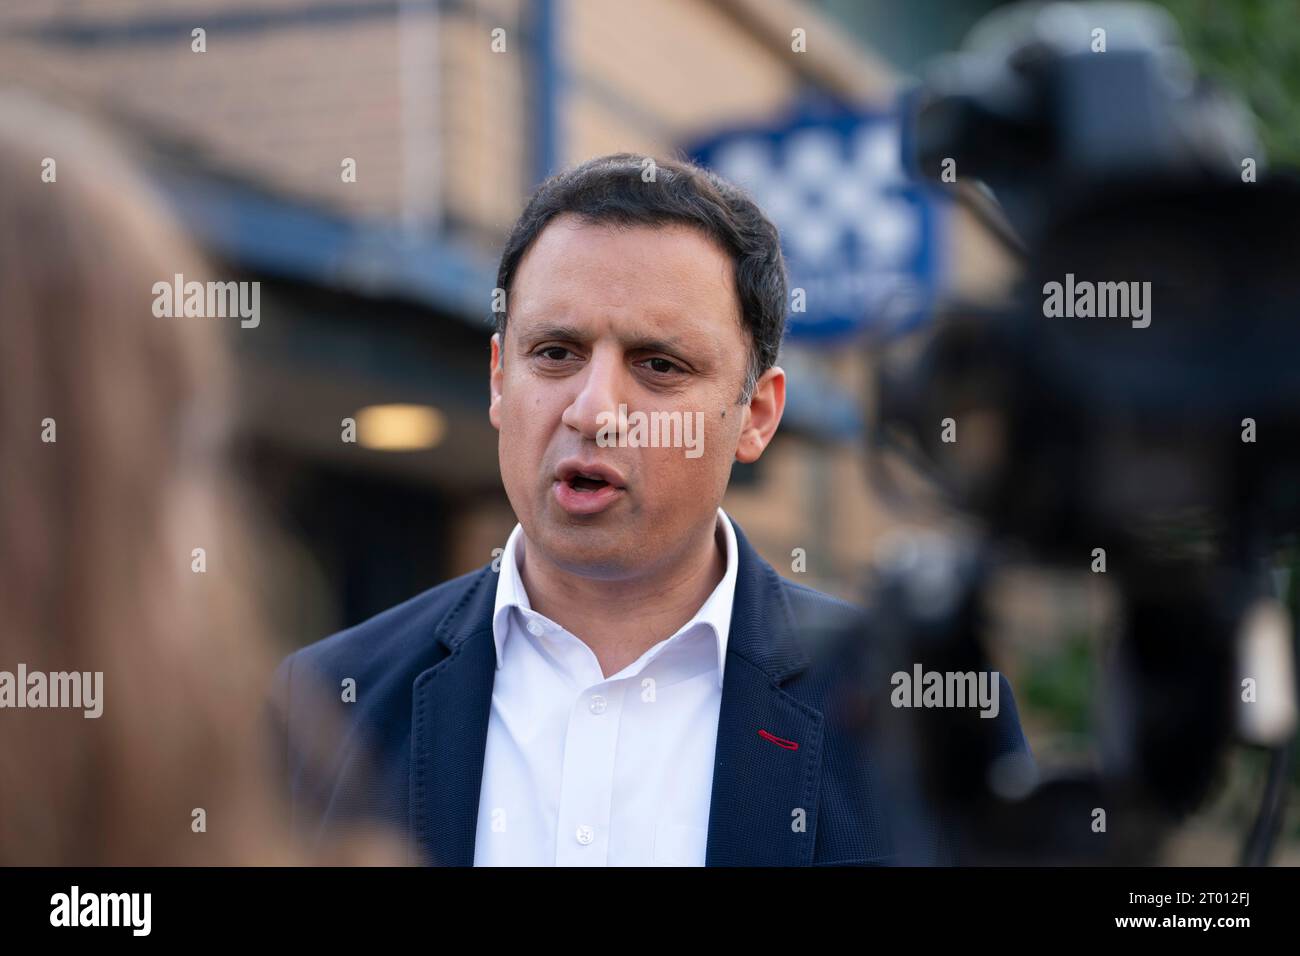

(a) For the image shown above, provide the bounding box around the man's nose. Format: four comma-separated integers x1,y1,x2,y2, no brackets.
561,348,624,442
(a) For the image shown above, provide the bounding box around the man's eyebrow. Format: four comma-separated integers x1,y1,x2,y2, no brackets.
624,333,692,355
518,325,700,356
517,324,586,347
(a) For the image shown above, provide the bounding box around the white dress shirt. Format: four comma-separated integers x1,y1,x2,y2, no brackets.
472,507,739,866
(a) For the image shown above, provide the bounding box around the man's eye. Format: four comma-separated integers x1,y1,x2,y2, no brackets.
642,357,683,375
537,346,573,361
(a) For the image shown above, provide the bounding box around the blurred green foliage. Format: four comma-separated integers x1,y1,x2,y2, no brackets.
1020,630,1093,740
1155,0,1300,166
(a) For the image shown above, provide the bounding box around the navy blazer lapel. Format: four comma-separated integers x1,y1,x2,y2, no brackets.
405,523,826,867
409,566,498,866
706,522,825,866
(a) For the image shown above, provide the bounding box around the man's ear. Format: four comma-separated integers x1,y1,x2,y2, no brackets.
736,365,785,464
489,332,504,431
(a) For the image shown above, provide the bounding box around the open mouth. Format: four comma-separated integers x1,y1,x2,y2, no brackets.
553,461,626,514
567,474,611,493
553,463,626,514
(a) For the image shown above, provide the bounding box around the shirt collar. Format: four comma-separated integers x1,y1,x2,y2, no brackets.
491,507,739,688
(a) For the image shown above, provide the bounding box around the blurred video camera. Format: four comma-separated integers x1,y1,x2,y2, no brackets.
863,1,1300,864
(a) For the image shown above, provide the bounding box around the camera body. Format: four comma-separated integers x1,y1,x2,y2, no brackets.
865,1,1300,864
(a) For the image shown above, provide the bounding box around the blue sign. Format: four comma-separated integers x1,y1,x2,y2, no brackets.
689,108,942,343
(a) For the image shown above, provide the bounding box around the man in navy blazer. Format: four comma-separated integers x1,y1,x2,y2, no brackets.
274,520,1030,865
272,154,1030,865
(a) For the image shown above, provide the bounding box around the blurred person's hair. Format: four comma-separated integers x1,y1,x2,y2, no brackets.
494,152,788,405
0,88,408,865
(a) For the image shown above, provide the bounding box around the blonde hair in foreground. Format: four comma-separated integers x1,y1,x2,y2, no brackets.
0,88,407,865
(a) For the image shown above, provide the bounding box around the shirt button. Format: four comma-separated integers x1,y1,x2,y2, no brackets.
588,694,607,715
526,618,544,637
575,825,594,845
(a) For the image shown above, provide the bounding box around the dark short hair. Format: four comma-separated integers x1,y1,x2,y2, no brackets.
494,153,787,404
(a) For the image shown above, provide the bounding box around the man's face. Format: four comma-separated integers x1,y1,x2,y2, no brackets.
489,214,783,580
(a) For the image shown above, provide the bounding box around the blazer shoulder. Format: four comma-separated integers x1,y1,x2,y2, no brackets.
279,563,493,683
756,571,869,665
778,575,867,632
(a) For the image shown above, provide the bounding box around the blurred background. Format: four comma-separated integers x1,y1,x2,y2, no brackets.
2,0,1296,862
